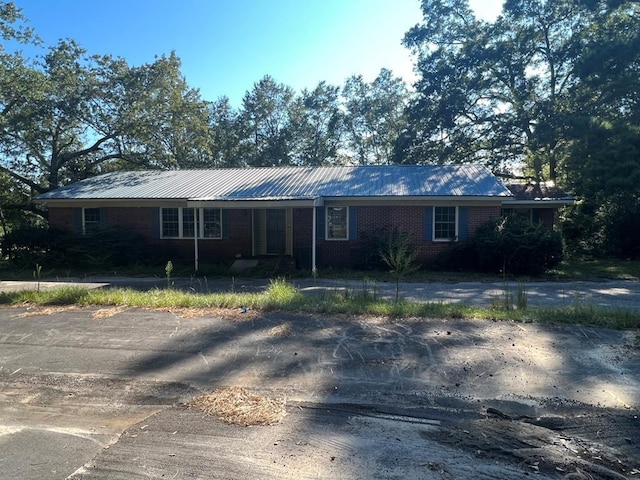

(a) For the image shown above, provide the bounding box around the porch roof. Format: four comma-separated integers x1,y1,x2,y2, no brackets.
36,165,511,202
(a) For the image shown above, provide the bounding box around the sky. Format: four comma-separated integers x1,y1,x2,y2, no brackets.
13,0,503,107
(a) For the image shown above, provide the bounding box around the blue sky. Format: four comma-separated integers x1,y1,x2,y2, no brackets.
13,0,502,106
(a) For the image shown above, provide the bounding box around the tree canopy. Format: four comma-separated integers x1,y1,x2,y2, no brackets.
0,39,212,194
401,0,639,182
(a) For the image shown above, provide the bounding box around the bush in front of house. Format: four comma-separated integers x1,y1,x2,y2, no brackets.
473,216,563,275
0,225,69,266
433,216,563,276
1,225,150,269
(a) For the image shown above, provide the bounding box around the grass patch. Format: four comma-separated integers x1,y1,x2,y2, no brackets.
547,258,640,281
1,280,637,329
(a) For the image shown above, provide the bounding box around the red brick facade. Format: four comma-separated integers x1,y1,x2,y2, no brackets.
48,204,502,268
311,205,501,268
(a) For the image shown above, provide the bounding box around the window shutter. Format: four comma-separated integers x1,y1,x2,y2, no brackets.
458,206,468,241
348,207,358,240
222,209,230,239
99,208,107,227
74,208,83,234
423,207,433,241
316,207,325,240
151,208,160,238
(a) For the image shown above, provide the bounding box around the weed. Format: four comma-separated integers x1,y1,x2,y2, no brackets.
165,261,174,288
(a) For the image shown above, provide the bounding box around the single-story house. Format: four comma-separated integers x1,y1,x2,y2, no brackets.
35,165,568,271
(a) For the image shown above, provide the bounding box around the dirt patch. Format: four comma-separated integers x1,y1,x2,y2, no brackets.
423,403,640,479
188,386,287,426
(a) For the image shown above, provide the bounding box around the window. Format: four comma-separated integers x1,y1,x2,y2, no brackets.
434,206,457,241
326,206,348,240
182,208,196,238
161,208,180,237
83,208,101,234
160,207,223,239
202,208,222,239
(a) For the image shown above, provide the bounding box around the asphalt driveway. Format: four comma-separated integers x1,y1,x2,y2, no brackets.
0,303,638,479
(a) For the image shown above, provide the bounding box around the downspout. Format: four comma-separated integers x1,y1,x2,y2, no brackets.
194,208,199,272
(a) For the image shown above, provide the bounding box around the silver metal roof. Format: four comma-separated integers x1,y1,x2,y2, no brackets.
36,165,512,201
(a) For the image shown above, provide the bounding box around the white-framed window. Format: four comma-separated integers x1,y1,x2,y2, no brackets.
161,208,180,238
83,207,101,234
433,206,457,241
202,208,222,239
326,206,348,240
160,207,223,239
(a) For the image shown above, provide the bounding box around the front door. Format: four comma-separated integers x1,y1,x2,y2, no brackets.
266,209,286,254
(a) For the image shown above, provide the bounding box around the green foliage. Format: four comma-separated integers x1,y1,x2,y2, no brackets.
342,69,408,165
563,120,640,259
474,216,564,275
401,0,640,184
379,231,420,301
0,38,212,198
165,261,173,288
1,225,150,268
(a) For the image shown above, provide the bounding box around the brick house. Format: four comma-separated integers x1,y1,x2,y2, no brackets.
37,165,521,270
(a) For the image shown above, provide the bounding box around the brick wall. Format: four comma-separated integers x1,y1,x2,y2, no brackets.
48,207,77,232
48,204,502,269
305,205,501,269
47,206,253,264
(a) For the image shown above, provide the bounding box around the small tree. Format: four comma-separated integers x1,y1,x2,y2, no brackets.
379,231,420,302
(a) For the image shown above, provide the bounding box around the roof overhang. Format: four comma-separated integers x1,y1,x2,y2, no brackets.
187,198,323,208
502,199,574,207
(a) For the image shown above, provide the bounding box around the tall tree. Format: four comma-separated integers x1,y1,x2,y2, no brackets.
342,69,408,165
209,96,243,167
238,75,295,167
0,38,213,194
561,2,640,257
290,81,345,165
402,0,599,180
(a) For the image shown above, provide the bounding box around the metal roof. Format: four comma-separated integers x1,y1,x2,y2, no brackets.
36,165,512,201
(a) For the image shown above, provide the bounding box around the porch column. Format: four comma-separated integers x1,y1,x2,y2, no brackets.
312,205,317,273
194,208,199,272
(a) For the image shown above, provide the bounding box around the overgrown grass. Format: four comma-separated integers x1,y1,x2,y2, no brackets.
547,258,640,281
1,278,637,330
2,257,639,283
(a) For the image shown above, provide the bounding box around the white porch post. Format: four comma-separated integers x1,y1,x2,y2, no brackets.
194,208,199,272
311,204,317,273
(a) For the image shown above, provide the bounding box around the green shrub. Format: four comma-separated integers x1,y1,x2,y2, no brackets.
1,225,150,268
474,216,563,275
